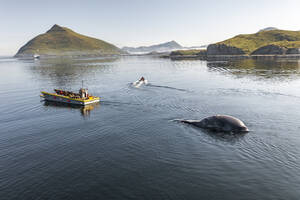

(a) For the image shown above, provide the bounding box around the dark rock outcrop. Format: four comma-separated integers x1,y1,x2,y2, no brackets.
286,48,300,54
197,50,207,56
207,44,245,56
251,45,287,55
169,51,183,56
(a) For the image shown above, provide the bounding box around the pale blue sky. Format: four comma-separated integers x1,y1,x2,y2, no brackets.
1,0,300,55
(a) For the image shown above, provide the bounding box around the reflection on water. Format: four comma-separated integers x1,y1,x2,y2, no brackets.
207,59,300,81
43,101,100,117
176,121,247,144
29,56,119,88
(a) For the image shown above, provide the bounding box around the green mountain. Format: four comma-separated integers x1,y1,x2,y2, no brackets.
15,24,123,57
208,29,300,55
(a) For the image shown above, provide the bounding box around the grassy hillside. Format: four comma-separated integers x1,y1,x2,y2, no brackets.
271,40,300,48
16,24,123,56
218,30,300,54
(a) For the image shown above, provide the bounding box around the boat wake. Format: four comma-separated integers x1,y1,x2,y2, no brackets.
132,79,148,88
130,81,189,92
146,83,189,92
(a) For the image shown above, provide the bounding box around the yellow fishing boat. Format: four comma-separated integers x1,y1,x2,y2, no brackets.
41,88,100,105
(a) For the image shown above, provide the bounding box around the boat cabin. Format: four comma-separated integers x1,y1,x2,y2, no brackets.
54,88,89,99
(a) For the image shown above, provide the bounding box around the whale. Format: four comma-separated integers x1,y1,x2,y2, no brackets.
179,115,249,133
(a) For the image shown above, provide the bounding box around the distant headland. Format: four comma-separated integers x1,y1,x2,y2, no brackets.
122,41,183,54
169,28,300,60
15,24,124,58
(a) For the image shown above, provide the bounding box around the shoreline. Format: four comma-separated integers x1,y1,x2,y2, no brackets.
167,54,300,61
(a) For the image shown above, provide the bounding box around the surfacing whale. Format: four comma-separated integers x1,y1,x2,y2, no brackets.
179,115,249,133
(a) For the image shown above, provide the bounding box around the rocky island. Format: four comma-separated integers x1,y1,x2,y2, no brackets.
15,24,123,58
169,28,300,60
209,29,300,55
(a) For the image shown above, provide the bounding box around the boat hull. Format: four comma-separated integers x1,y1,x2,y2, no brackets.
41,91,100,105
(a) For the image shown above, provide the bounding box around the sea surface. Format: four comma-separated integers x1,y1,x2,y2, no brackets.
1,56,300,200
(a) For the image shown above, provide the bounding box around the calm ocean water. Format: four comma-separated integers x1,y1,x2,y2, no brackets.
1,56,300,200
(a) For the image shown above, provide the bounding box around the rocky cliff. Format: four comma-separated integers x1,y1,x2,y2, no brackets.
251,45,287,55
207,44,245,55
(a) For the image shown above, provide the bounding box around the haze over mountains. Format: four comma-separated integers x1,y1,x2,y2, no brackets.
122,41,183,53
122,41,207,54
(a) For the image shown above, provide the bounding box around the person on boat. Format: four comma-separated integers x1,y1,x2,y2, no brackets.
139,77,145,82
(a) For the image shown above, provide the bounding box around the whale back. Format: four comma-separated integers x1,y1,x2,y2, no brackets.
202,115,248,132
180,115,248,133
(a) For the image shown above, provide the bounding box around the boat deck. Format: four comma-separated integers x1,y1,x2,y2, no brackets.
41,91,100,105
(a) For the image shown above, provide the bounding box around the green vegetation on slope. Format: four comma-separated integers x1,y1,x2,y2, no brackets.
16,24,123,56
170,49,203,55
218,30,300,54
170,49,207,57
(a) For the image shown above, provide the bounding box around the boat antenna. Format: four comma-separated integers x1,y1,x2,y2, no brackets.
82,80,83,88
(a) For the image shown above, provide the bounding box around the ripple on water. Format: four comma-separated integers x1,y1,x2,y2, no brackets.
1,57,300,199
